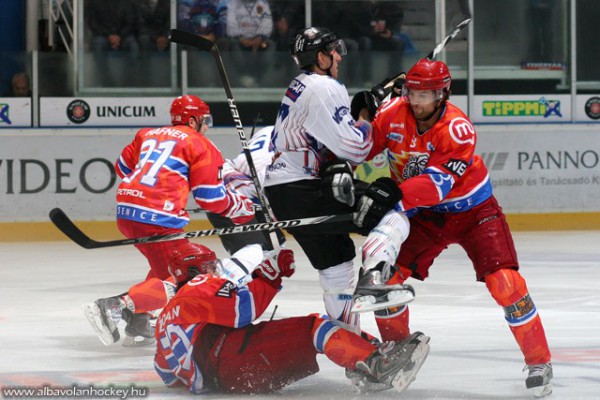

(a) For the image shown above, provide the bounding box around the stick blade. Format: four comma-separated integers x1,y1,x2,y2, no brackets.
49,208,96,249
169,29,215,52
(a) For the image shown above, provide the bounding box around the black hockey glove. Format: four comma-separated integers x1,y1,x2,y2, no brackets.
353,177,403,230
350,90,381,121
320,159,355,207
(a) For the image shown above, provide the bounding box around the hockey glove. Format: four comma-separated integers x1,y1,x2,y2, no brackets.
320,159,356,207
353,177,403,230
351,90,381,121
253,248,296,288
225,195,256,225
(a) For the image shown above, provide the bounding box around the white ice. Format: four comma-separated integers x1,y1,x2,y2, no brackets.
1,231,599,399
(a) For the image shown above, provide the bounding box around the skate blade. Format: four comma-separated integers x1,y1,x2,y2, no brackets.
351,289,415,313
530,383,552,398
82,303,118,346
122,335,156,347
390,340,430,394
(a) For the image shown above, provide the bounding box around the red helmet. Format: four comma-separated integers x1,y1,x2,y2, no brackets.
405,59,451,91
170,95,213,127
168,243,218,284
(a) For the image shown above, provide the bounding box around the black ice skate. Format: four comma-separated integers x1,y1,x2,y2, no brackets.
121,309,156,347
347,332,431,394
352,267,415,313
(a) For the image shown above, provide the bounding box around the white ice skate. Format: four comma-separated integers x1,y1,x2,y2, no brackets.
524,362,553,398
82,297,123,346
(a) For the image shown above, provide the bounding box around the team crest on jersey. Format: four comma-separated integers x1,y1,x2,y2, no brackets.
285,79,306,102
442,158,468,177
216,281,236,298
449,117,475,145
332,106,350,124
389,151,429,181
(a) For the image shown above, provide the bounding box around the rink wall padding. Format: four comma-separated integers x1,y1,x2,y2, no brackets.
1,125,600,241
2,213,600,242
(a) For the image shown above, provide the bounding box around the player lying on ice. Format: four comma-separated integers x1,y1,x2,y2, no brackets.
86,242,429,394
155,244,429,394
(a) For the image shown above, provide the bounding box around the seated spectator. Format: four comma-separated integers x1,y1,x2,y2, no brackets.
178,0,227,44
138,0,171,52
11,72,31,97
85,0,140,86
226,0,274,87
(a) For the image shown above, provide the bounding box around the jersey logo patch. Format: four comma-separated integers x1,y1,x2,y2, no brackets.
442,158,468,177
449,117,475,145
285,79,306,102
216,281,236,298
332,106,350,124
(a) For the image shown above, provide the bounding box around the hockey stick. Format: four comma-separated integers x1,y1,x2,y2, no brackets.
169,29,279,248
380,16,472,91
49,207,352,249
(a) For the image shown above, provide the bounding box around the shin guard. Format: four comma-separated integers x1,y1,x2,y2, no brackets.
375,269,411,342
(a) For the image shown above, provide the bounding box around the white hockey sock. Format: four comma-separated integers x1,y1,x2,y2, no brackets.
319,261,360,334
361,211,409,279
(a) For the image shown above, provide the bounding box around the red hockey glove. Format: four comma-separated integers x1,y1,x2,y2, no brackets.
253,249,296,287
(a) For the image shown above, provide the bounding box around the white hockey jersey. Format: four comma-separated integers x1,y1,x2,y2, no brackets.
264,72,373,186
222,126,274,201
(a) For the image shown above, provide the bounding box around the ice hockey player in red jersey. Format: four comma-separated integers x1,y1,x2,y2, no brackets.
153,243,430,395
353,58,553,397
83,95,255,346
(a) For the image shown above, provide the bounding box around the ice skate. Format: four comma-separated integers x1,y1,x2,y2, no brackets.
121,309,156,347
348,332,430,394
524,362,553,398
82,297,123,345
352,268,415,313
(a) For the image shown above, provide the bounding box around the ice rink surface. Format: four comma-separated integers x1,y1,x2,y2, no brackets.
1,231,599,399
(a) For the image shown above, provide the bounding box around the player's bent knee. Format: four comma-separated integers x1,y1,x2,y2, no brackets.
485,268,537,326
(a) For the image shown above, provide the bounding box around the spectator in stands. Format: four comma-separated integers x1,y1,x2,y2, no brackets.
85,0,140,86
271,0,304,84
11,72,31,97
226,0,274,87
178,0,228,44
138,0,171,52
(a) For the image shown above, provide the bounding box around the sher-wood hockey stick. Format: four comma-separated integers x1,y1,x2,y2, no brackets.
49,207,352,249
169,29,279,248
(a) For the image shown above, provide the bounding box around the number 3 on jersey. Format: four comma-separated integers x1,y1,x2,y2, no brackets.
123,139,177,187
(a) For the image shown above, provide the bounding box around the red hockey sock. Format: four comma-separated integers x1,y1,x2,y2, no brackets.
375,268,411,342
312,317,376,369
124,277,176,313
486,268,551,365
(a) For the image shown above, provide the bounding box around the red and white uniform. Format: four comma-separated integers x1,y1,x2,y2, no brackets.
116,125,252,229
153,274,277,393
370,97,492,214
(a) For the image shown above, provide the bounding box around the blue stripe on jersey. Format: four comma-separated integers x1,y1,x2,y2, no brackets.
314,320,337,353
192,184,227,203
163,158,189,177
117,158,132,176
429,178,493,213
234,285,254,328
116,204,188,228
154,363,177,386
425,168,455,200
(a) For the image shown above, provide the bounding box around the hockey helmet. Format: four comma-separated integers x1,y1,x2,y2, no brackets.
402,59,451,104
168,243,219,284
170,95,213,127
290,27,347,69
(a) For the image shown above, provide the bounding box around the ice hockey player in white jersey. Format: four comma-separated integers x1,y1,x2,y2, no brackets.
263,26,424,368
206,125,286,254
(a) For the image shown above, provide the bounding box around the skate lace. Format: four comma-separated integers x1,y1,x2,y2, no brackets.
523,363,551,376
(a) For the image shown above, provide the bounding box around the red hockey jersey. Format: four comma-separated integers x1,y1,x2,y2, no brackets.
153,274,278,393
115,125,251,228
370,98,492,213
